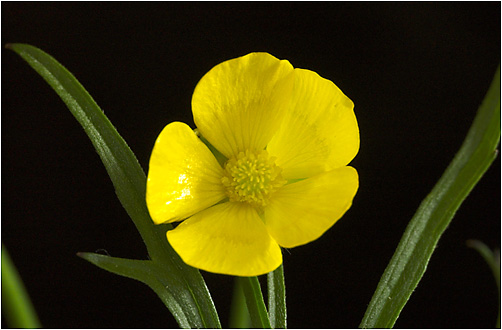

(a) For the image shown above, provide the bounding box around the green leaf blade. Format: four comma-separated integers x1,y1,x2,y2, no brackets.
6,43,160,257
268,264,286,329
8,43,221,328
360,67,501,328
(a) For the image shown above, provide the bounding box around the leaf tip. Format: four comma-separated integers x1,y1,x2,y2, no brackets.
76,251,87,258
76,252,95,261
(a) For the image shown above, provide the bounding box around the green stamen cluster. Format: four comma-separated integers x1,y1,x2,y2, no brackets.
222,150,285,207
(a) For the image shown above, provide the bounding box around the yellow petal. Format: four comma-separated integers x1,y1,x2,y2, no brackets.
167,202,282,276
192,53,294,159
267,69,359,180
146,122,226,224
264,166,358,248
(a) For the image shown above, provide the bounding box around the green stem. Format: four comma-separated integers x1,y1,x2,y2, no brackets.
1,244,41,328
239,276,271,328
229,277,251,328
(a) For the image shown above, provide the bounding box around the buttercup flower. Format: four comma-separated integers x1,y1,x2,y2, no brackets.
146,53,359,276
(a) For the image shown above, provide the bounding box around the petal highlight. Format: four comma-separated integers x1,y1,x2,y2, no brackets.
167,202,283,276
267,69,359,180
264,166,358,248
146,122,226,224
192,53,294,159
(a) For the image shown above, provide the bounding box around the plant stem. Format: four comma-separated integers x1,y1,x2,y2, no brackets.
239,276,271,328
229,277,251,328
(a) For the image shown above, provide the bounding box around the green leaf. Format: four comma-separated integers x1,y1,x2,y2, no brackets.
7,43,220,328
2,244,41,328
267,264,286,329
240,276,272,328
360,67,501,328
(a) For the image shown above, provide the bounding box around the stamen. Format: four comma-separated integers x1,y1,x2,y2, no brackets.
222,150,286,208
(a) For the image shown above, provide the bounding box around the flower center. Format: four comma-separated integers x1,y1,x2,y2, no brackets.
222,150,286,207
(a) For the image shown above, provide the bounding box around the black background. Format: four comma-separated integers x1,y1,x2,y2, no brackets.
2,3,500,329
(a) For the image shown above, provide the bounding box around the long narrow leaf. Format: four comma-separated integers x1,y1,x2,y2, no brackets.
7,43,221,328
268,264,286,329
360,67,500,328
7,43,161,259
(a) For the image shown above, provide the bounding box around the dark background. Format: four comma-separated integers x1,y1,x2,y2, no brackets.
2,3,500,328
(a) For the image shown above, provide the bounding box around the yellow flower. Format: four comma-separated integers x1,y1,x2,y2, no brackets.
146,53,359,276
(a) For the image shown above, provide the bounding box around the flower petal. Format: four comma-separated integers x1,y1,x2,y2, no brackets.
267,69,359,180
146,122,226,224
264,166,358,248
192,53,294,159
167,202,282,276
